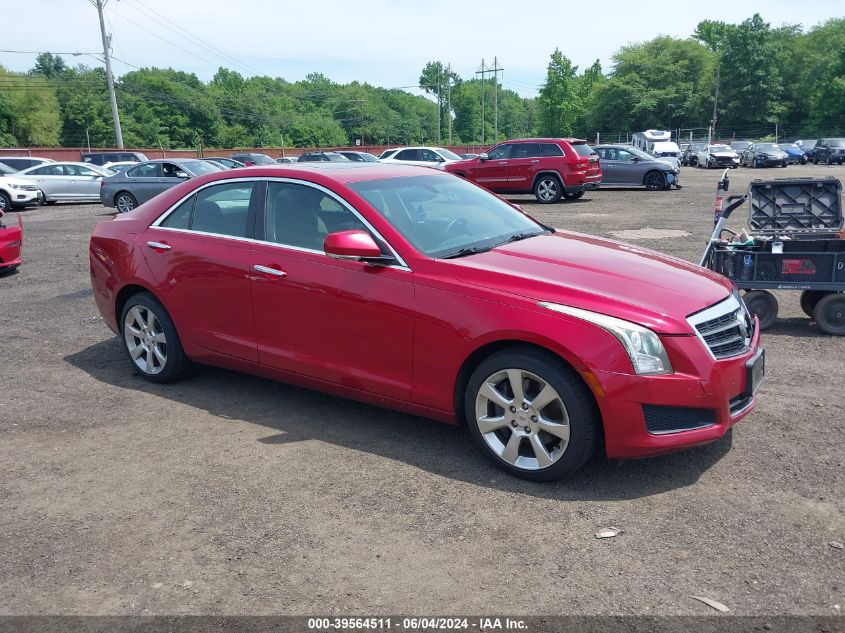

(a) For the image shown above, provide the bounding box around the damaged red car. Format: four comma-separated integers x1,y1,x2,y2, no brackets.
89,163,763,481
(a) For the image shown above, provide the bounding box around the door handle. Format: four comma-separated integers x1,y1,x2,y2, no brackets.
530,160,540,163
253,264,287,278
146,241,171,251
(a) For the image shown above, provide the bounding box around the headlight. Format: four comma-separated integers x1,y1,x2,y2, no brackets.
9,184,24,190
539,302,673,375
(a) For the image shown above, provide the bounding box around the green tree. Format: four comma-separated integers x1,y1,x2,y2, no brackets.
538,49,580,137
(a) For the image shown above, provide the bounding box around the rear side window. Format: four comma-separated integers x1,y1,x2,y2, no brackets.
511,143,542,158
539,143,564,156
169,181,255,237
570,143,596,157
396,149,421,161
127,163,160,178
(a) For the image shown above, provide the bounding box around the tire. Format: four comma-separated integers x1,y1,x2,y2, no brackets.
563,190,585,200
800,290,829,317
115,191,137,213
752,157,760,168
643,170,666,191
814,293,845,336
464,347,598,481
743,290,779,331
691,156,699,167
0,191,10,213
826,154,832,165
120,291,190,383
781,161,788,168
533,175,562,204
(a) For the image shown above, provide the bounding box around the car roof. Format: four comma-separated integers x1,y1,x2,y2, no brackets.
497,138,587,144
190,162,451,186
0,156,54,161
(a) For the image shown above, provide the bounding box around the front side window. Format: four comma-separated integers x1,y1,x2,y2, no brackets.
487,144,511,160
350,174,546,258
264,182,367,251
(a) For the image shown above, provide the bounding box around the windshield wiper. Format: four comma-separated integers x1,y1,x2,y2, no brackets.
440,246,493,259
500,231,543,245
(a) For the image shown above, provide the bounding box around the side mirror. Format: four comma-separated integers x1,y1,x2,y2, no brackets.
324,230,393,265
631,156,641,162
176,171,189,179
478,153,489,161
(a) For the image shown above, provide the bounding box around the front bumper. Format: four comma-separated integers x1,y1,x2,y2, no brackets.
754,156,787,166
9,188,39,206
588,324,761,459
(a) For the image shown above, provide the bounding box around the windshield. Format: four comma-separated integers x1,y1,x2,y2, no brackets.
757,143,780,151
349,175,547,258
435,148,462,161
0,163,15,175
628,147,653,160
183,160,220,175
779,144,799,150
250,154,276,165
829,139,845,148
709,145,732,152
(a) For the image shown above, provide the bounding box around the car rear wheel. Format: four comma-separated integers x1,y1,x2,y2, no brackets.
814,293,845,336
643,170,666,191
115,192,137,213
120,292,190,383
563,191,584,200
465,348,598,481
743,290,778,330
800,290,829,317
533,175,562,204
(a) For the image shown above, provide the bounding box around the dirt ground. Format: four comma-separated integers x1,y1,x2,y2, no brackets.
0,163,843,617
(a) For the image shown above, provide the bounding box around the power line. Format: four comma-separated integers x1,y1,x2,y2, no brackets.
122,0,258,75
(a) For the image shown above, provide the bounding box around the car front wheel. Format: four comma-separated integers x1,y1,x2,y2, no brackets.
120,292,190,383
533,175,562,203
464,348,598,481
115,192,138,213
643,170,667,191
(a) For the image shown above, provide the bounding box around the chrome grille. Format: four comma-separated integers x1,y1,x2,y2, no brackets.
687,293,753,359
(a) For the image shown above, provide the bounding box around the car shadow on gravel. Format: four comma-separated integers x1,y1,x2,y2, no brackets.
763,317,821,337
66,338,733,502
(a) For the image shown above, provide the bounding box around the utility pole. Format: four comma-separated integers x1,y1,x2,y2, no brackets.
710,63,720,144
492,57,499,142
447,63,452,146
93,0,124,149
436,66,442,144
479,59,485,145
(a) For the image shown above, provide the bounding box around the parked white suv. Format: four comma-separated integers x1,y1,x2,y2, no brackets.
379,146,463,169
0,174,41,212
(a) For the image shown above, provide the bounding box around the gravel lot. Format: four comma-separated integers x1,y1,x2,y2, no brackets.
0,163,843,617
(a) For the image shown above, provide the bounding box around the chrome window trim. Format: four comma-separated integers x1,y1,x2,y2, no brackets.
149,176,411,271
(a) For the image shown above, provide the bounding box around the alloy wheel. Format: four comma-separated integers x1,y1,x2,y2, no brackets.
123,305,167,375
536,178,559,202
474,368,570,470
116,194,136,213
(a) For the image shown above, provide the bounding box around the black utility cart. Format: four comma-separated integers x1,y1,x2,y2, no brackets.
702,175,845,335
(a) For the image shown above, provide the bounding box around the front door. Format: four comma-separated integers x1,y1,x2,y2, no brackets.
140,179,260,362
250,180,414,401
125,162,163,204
507,142,543,191
468,144,511,192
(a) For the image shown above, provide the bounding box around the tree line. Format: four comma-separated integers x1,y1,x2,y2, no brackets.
0,13,842,149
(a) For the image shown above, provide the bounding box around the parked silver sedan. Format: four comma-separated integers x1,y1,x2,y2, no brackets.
593,145,679,190
100,158,221,213
15,162,114,204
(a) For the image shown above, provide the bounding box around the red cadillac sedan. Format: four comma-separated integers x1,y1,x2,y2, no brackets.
89,163,763,481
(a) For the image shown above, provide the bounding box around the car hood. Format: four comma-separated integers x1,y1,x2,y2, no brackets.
440,232,732,334
0,176,37,187
709,151,738,158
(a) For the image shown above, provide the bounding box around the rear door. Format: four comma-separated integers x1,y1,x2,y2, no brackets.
507,142,543,191
125,163,163,203
141,179,260,362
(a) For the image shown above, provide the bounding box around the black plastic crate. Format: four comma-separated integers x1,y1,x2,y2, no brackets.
748,177,842,234
711,247,843,285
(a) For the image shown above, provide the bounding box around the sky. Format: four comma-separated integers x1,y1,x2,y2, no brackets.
1,0,843,98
